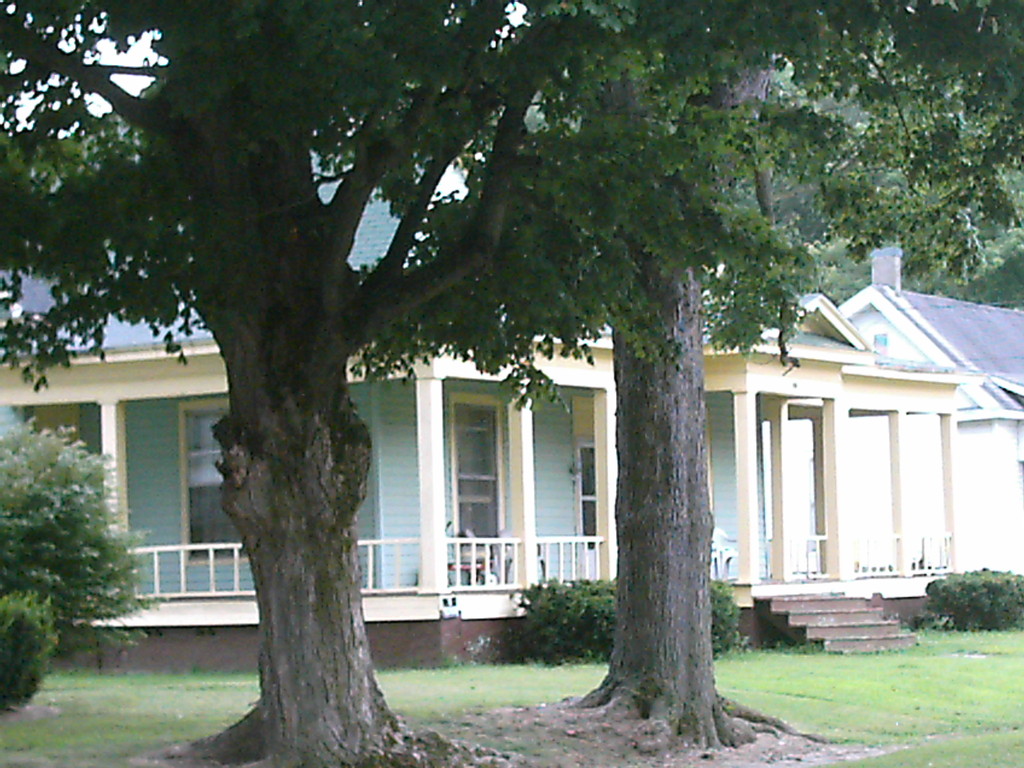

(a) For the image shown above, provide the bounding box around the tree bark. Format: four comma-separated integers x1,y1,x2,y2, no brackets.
581,259,754,749
192,377,399,766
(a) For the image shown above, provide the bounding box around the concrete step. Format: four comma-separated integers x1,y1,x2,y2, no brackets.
805,621,903,640
768,596,871,614
823,634,917,653
787,610,887,627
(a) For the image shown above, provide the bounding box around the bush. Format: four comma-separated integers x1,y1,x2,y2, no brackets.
0,425,144,651
926,570,1024,631
710,580,743,655
0,593,57,710
508,579,743,663
509,580,616,664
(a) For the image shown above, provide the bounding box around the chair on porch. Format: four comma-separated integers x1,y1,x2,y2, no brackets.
711,527,737,581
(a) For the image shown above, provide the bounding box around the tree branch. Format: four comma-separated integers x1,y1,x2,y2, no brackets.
350,89,536,342
82,63,164,77
0,14,171,136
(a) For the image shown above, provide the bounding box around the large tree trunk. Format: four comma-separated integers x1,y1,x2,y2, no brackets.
184,363,401,766
581,260,753,749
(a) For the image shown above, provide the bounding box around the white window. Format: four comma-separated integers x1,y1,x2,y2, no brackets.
577,442,597,536
454,403,501,537
185,407,235,543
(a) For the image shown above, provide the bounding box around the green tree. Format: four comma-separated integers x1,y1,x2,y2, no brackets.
0,425,142,651
2,2,1024,765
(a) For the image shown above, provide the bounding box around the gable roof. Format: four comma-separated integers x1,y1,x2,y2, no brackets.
847,285,1024,412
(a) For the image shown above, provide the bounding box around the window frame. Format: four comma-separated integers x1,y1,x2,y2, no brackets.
448,394,505,538
178,398,232,546
575,439,597,537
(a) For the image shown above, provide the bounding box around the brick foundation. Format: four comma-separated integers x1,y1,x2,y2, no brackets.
59,617,516,673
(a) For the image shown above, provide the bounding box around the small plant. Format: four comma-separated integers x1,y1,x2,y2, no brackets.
926,570,1024,631
0,592,57,710
508,579,743,663
0,425,144,652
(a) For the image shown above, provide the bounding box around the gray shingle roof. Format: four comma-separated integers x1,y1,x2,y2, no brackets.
893,288,1024,410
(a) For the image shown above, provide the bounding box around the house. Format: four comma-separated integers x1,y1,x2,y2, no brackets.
842,247,1024,576
0,277,969,667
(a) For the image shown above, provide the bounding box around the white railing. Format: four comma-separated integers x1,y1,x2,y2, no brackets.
359,538,420,593
910,533,952,575
853,536,900,577
446,537,521,590
136,538,421,598
135,542,253,599
537,536,603,582
786,535,828,579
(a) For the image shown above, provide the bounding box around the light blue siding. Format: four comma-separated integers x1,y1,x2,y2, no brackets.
366,380,421,588
707,392,737,541
374,381,420,539
533,398,576,536
126,399,182,546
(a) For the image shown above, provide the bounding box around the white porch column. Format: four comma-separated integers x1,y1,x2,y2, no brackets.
415,377,448,594
594,387,617,580
734,391,761,584
765,397,788,581
940,412,959,571
822,398,854,580
98,400,128,527
508,400,538,586
888,410,912,576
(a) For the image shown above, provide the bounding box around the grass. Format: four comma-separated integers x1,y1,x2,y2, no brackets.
3,631,1024,767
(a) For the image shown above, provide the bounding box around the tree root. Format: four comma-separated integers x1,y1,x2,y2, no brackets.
577,680,758,750
576,679,832,754
720,697,829,744
136,723,535,768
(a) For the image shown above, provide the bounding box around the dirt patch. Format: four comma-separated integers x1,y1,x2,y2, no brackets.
0,705,60,725
133,701,899,768
434,700,899,768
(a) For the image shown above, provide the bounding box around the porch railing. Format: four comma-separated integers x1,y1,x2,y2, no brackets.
786,535,828,580
909,533,952,575
537,536,603,582
135,543,254,599
135,538,421,599
853,536,900,577
359,538,420,593
446,537,521,589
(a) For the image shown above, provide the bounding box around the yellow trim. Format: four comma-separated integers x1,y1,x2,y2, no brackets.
448,393,507,537
178,397,229,545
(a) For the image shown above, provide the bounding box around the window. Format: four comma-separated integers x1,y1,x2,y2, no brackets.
185,407,236,543
874,333,889,356
454,403,501,537
577,443,597,536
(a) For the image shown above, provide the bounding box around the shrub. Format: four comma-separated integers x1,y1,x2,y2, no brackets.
0,592,57,710
710,579,743,655
926,570,1024,631
508,579,743,663
0,425,144,651
509,580,616,664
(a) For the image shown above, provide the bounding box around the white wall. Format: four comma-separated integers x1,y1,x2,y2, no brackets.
956,418,1024,573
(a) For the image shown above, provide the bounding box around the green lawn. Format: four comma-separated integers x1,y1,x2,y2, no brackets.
2,632,1024,767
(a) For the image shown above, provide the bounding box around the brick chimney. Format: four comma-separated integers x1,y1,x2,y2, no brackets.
871,246,903,293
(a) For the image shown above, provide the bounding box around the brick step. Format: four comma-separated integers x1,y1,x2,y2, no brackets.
805,621,903,640
823,634,917,653
787,610,887,627
768,596,871,614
